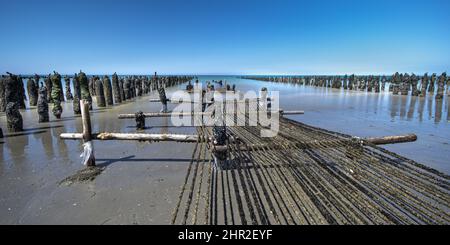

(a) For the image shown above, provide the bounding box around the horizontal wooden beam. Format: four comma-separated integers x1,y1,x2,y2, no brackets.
279,110,305,115
60,132,416,148
117,110,304,119
212,134,418,152
148,98,274,104
60,132,199,143
364,134,417,145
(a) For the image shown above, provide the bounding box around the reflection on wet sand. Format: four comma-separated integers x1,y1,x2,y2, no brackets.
435,98,443,123
418,97,425,122
387,94,448,124
399,96,407,120
36,126,54,159
160,116,169,135
447,100,450,122
390,96,400,120
5,132,28,165
427,97,433,121
407,96,416,121
2,130,46,138
53,127,69,161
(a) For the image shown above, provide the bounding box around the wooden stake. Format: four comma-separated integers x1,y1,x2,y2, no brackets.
80,100,95,166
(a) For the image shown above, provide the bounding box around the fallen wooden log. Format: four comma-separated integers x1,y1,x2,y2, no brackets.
118,112,210,119
148,98,274,104
148,98,206,104
212,134,418,152
61,132,199,143
61,131,416,148
117,110,304,119
364,134,417,145
279,110,306,115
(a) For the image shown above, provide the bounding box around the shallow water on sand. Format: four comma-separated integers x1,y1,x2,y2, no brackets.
0,76,449,224
216,76,450,174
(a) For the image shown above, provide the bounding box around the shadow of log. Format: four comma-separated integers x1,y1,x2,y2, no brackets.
50,118,75,123
96,155,199,167
125,125,197,129
3,130,46,138
23,125,63,131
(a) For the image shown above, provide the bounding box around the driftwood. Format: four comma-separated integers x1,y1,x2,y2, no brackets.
279,110,305,115
364,134,417,145
61,132,199,143
149,98,274,104
117,110,304,119
211,134,418,152
61,131,416,147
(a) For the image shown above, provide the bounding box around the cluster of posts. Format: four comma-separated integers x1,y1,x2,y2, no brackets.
243,72,450,99
0,71,193,136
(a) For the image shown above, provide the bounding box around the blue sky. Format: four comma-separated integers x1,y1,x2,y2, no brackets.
0,0,449,75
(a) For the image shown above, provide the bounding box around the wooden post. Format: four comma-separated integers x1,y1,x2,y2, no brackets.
80,100,95,166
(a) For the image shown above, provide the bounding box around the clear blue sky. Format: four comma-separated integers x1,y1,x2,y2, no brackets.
0,0,449,75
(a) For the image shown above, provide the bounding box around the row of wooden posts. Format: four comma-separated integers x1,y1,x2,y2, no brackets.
243,72,450,99
0,71,192,135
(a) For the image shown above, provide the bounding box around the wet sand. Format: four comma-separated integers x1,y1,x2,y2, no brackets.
0,85,197,224
0,76,449,224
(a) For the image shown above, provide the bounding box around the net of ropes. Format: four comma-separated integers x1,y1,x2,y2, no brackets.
171,100,450,225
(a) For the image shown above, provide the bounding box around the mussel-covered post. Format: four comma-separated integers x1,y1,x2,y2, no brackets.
37,83,49,123
80,100,95,167
5,73,23,132
112,73,121,104
78,71,92,110
212,125,227,169
158,87,168,112
103,75,113,106
436,72,446,100
95,78,106,107
72,74,81,115
64,76,73,100
420,73,429,97
259,87,271,111
0,76,5,112
27,77,38,106
50,72,63,119
135,111,146,130
44,74,52,103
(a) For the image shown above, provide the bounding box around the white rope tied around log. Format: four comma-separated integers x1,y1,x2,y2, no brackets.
97,132,114,140
80,141,94,165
